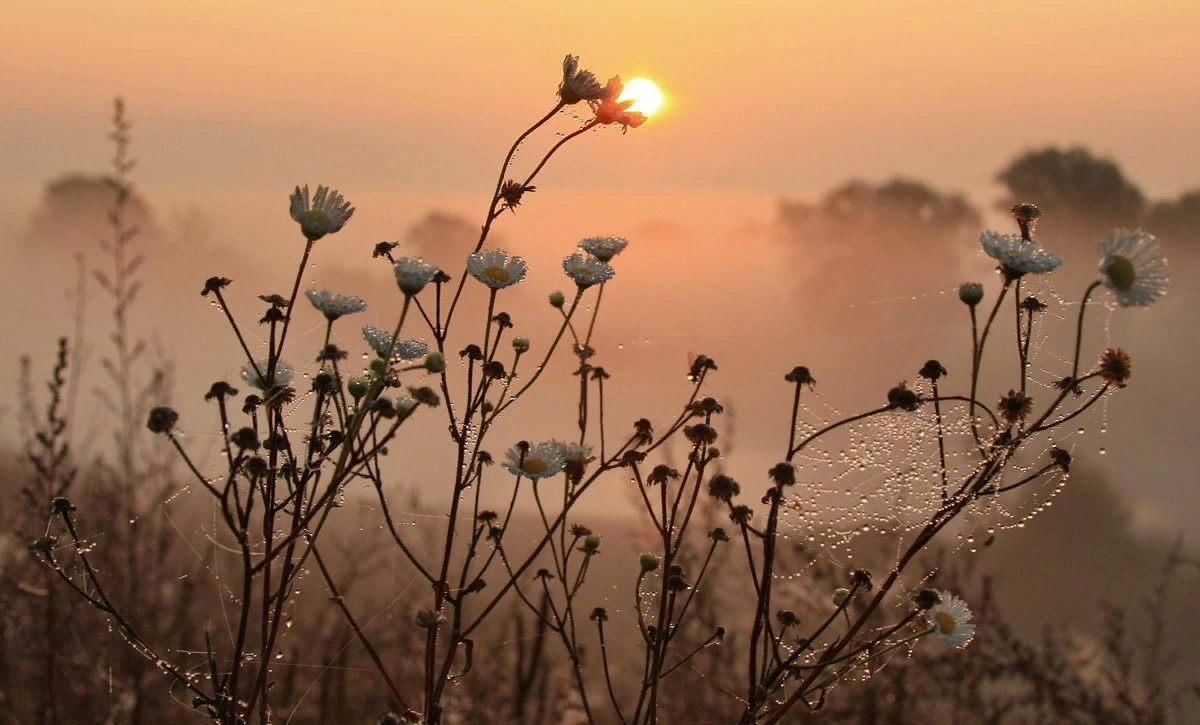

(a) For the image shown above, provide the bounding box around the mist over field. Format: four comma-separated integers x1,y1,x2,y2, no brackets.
2,2,1198,723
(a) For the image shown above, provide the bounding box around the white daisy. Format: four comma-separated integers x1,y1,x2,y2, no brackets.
561,441,593,463
395,339,429,360
562,252,615,288
362,326,428,360
241,359,295,390
289,185,354,241
502,441,567,479
305,289,367,320
393,257,439,296
559,54,605,105
466,249,528,289
579,236,628,263
1098,229,1169,307
926,591,976,648
980,231,1062,276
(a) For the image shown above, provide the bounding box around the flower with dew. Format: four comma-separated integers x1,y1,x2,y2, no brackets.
362,326,428,360
502,441,567,479
393,257,439,296
289,185,354,242
563,252,615,288
559,54,605,105
592,76,646,129
241,359,295,390
980,231,1062,276
305,289,367,321
579,236,629,263
1098,229,1169,307
561,441,593,464
466,249,528,289
926,591,976,648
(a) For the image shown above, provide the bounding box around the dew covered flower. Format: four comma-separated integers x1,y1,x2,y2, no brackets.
592,76,646,129
241,359,295,390
362,326,428,360
1098,229,1169,307
502,441,567,479
980,231,1062,276
467,249,528,289
561,442,593,463
579,236,628,263
289,185,354,242
559,54,605,105
393,257,439,296
305,289,367,320
926,591,975,648
563,252,615,288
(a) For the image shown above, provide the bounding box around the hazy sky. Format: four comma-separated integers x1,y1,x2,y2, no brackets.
3,2,1200,677
4,1,1199,225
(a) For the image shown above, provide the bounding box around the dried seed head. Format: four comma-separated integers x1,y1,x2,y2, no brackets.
146,406,179,434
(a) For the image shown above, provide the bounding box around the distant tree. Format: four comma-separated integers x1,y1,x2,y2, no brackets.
404,210,479,262
996,147,1145,247
25,173,158,251
776,178,980,329
1145,190,1200,247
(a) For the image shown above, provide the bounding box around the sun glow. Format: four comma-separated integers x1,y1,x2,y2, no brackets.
618,78,664,117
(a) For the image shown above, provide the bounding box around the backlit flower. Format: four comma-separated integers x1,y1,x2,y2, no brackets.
289,185,354,241
1098,229,1169,307
592,76,646,129
467,249,528,289
579,236,628,262
559,54,605,105
393,257,439,296
242,359,295,390
305,289,367,320
362,326,428,360
980,231,1062,276
502,441,567,479
563,252,614,288
927,591,975,648
561,442,593,463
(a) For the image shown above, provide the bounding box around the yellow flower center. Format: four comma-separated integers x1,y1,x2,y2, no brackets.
934,611,957,635
523,457,548,474
483,266,511,284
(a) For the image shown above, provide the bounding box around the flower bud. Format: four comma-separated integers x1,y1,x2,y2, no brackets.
424,352,446,373
914,589,940,610
639,553,661,572
512,337,531,354
348,376,369,400
549,290,566,308
832,587,851,606
958,282,984,306
582,534,601,555
146,406,179,434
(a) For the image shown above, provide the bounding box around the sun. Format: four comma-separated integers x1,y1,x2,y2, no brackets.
617,78,664,117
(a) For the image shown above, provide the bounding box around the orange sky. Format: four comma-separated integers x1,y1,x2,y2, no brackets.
4,0,1199,229
3,0,1200,530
